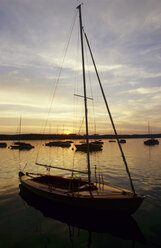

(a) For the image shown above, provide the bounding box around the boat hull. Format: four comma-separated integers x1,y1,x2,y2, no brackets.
10,145,34,150
45,141,71,147
19,174,144,215
75,143,102,152
144,139,159,146
19,183,145,243
0,142,7,148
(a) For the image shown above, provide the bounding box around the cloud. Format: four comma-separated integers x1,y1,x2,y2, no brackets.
128,86,161,95
0,0,161,134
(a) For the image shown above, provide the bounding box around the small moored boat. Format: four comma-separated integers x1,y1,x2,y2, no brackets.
45,141,71,147
10,142,34,150
144,138,159,146
0,142,7,148
75,142,102,152
119,139,126,144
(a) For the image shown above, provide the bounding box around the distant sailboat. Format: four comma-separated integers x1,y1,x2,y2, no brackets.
19,4,144,215
75,142,103,152
144,122,159,146
144,139,159,146
9,117,34,150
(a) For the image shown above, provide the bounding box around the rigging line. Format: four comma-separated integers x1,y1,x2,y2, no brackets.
84,39,97,134
148,121,151,136
35,10,78,163
73,19,80,134
43,10,78,131
22,148,35,172
78,115,85,135
47,122,52,166
83,29,136,195
71,149,77,178
17,114,22,171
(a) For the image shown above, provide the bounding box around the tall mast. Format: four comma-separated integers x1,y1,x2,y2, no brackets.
19,115,22,142
77,4,91,185
148,121,150,136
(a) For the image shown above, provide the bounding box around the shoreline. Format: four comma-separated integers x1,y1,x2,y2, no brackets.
0,133,161,141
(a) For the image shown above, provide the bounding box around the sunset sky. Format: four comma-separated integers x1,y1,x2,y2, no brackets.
0,0,161,135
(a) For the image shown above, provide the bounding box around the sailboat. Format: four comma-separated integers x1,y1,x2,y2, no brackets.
19,5,144,215
144,122,159,146
9,117,34,150
75,141,103,152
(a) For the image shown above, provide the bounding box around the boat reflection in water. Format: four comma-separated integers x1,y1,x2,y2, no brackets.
19,184,145,245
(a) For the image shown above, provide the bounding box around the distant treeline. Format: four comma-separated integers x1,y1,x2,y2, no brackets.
0,133,161,140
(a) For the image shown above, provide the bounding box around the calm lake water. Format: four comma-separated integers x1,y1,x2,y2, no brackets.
0,138,161,248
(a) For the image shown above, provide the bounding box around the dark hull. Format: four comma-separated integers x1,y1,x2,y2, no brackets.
119,139,126,144
45,141,71,147
19,174,144,215
19,184,145,243
10,145,34,150
144,139,159,146
75,143,102,152
0,142,7,148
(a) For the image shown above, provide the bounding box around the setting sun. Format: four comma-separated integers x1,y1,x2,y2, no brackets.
64,130,71,135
